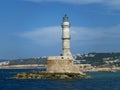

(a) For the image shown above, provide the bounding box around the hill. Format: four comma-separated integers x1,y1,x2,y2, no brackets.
75,52,120,67
1,52,120,67
8,57,47,65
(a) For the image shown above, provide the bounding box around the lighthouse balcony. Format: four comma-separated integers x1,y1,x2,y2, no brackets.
48,56,73,60
62,37,70,40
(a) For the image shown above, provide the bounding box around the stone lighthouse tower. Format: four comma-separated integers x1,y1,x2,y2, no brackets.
47,14,80,73
61,14,72,57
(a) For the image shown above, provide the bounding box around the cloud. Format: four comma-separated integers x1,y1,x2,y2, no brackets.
21,26,61,46
24,0,103,4
104,0,120,9
20,24,120,53
24,0,120,9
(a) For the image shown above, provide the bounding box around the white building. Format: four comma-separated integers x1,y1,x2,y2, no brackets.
0,61,9,66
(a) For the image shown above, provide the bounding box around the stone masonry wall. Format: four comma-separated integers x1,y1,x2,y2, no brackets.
47,59,80,73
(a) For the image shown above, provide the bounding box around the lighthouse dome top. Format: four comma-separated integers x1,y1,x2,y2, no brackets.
63,14,69,22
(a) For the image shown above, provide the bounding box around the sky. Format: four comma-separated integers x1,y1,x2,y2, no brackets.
0,0,120,59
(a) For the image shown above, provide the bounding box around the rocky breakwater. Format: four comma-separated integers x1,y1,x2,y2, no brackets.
13,71,91,79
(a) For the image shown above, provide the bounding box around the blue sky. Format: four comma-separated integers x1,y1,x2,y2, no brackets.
0,0,120,59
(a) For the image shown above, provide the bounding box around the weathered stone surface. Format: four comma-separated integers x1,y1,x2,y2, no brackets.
47,59,81,73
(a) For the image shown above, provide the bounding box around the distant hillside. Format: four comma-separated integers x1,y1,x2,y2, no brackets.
5,52,120,67
8,57,47,65
75,52,120,66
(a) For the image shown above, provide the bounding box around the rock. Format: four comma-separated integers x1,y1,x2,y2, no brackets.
13,72,91,79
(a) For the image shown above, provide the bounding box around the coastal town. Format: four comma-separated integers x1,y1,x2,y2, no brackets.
1,52,120,72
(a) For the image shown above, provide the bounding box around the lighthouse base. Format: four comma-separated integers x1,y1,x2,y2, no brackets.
47,56,81,73
13,56,90,79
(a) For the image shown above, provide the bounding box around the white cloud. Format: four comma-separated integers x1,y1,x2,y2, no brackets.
24,0,120,9
24,0,103,4
21,24,120,48
104,0,120,9
21,26,61,46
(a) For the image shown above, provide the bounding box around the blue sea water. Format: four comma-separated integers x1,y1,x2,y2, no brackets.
0,69,120,90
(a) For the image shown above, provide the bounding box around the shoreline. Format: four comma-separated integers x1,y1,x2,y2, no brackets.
0,65,120,73
0,64,46,69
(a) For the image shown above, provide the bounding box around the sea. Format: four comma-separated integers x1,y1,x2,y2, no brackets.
0,69,120,90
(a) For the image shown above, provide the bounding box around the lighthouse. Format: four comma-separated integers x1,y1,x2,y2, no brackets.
14,15,85,79
61,14,72,57
47,14,80,73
